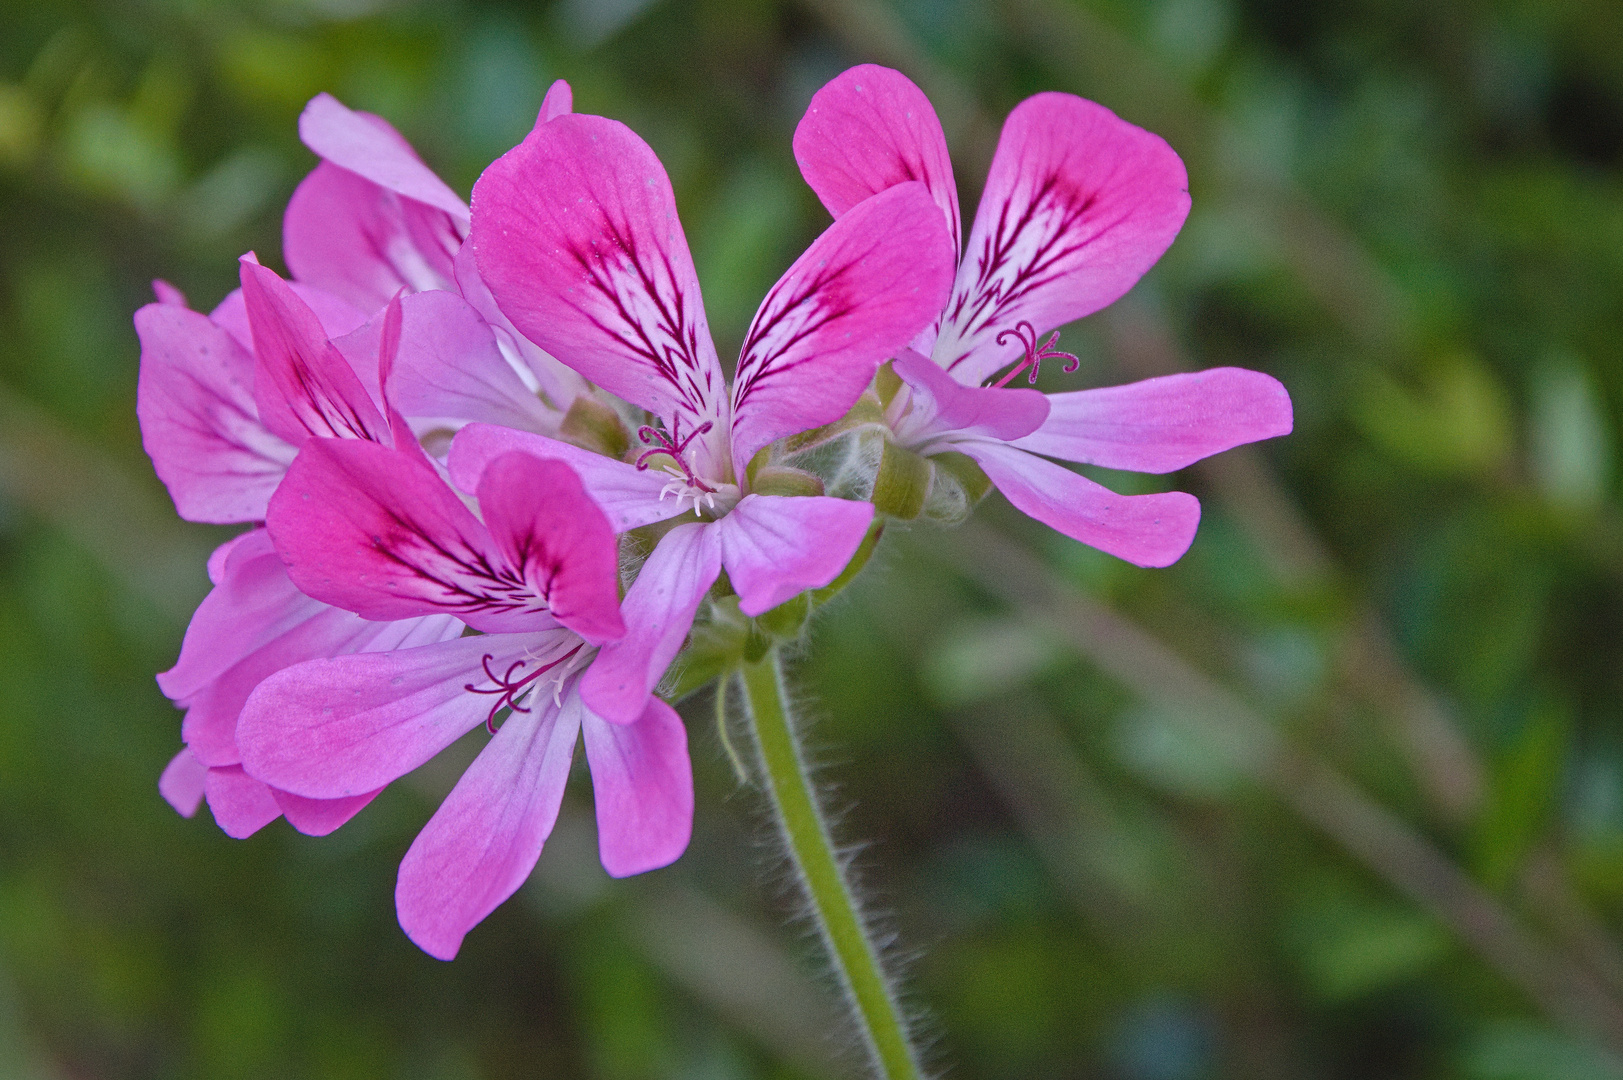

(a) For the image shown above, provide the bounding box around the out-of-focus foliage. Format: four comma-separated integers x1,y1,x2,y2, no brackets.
2,0,1623,1077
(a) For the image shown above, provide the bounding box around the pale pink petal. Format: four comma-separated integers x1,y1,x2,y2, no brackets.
891,347,1048,444
180,607,463,769
204,765,283,838
209,280,368,355
135,303,296,524
579,523,723,724
1012,367,1294,472
152,279,187,307
537,79,573,125
298,93,470,222
581,693,693,877
715,495,874,616
332,290,556,434
476,453,625,645
159,748,208,817
283,163,462,311
158,530,325,704
238,630,571,800
961,439,1201,567
935,95,1190,385
729,181,955,469
451,242,590,412
163,530,464,767
396,689,582,960
205,531,258,586
240,260,391,446
448,424,681,532
267,438,553,634
273,788,382,837
470,114,728,474
792,64,960,253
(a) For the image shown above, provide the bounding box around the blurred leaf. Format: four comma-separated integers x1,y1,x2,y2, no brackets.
1463,1022,1623,1080
924,617,1067,707
1472,695,1569,889
1354,353,1514,476
1529,354,1613,509
1286,883,1450,1002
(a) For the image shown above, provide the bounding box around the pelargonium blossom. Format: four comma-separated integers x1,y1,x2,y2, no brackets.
235,439,692,960
143,259,466,836
793,65,1294,566
285,83,590,424
453,110,956,724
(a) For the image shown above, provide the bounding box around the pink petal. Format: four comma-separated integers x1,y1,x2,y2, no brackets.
267,438,551,634
476,453,626,645
396,689,582,960
162,531,464,769
158,529,327,705
715,495,875,616
238,630,571,800
537,80,573,125
333,289,556,434
451,242,591,412
159,748,208,817
283,162,462,311
206,531,258,586
298,93,470,223
209,280,368,356
935,95,1190,385
1012,367,1294,473
581,694,692,877
273,787,382,837
960,440,1201,567
729,181,956,469
204,765,283,838
579,523,722,724
448,423,681,533
241,260,391,446
135,302,296,524
792,64,960,253
470,114,728,475
891,347,1049,444
152,279,188,307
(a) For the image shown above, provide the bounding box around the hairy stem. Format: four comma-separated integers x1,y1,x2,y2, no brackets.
739,650,922,1080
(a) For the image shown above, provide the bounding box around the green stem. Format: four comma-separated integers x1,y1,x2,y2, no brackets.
739,649,923,1080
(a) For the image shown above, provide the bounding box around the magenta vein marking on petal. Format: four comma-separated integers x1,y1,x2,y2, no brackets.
732,253,862,411
562,217,716,418
465,644,583,733
942,163,1138,374
986,321,1080,388
362,503,547,619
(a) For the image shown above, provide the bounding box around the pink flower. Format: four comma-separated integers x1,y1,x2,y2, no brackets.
793,65,1294,566
285,84,589,414
142,260,470,836
235,439,691,960
455,109,958,722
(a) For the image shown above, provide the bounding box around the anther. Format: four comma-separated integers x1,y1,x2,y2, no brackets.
633,416,717,494
464,646,583,733
988,321,1079,389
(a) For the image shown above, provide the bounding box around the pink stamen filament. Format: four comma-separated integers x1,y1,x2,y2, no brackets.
634,416,717,494
465,645,584,733
987,321,1080,389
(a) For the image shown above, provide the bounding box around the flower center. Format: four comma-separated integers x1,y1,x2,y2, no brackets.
985,321,1079,389
465,644,584,733
634,415,739,517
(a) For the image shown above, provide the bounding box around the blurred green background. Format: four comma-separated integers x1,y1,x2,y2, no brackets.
4,0,1623,1076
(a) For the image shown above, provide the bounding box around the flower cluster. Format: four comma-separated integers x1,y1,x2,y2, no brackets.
138,66,1290,959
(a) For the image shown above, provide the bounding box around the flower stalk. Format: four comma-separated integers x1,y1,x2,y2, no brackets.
739,649,923,1080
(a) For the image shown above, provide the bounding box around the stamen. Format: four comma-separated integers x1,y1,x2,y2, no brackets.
633,415,717,495
464,645,584,733
987,321,1080,389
